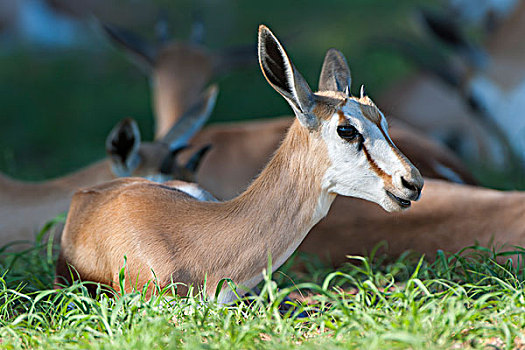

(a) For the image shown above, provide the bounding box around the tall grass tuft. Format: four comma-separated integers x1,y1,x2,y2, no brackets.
1,217,525,349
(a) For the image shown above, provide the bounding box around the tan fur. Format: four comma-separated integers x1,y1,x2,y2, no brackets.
57,120,333,297
153,45,215,138
55,117,486,296
0,161,113,247
0,141,173,248
181,123,523,265
299,178,525,264
183,117,477,200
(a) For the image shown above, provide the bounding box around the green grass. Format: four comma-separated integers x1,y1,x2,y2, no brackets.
1,1,524,348
2,219,525,349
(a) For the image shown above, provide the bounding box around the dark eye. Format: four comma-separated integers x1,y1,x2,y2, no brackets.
337,124,359,140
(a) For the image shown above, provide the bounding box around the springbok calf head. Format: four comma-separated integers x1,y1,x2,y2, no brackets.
105,85,218,183
259,26,423,211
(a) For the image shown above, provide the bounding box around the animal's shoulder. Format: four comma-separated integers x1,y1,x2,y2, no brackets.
75,178,149,196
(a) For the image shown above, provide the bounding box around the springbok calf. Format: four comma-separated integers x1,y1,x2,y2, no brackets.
0,86,217,248
108,22,477,187
55,25,423,302
105,21,481,189
134,37,521,264
104,22,254,139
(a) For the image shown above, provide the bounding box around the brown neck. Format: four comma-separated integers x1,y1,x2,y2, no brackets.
201,121,335,295
152,46,214,139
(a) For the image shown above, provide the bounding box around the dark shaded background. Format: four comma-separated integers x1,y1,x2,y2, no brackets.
1,0,479,183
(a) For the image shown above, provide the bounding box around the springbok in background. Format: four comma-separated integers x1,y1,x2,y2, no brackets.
103,21,255,139
299,177,525,265
378,2,525,167
0,86,218,248
55,25,423,302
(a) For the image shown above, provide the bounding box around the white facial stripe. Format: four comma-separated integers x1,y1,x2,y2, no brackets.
341,101,402,179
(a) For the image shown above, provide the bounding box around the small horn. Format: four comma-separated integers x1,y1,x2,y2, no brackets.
162,84,219,151
344,86,350,97
360,85,366,98
185,144,212,173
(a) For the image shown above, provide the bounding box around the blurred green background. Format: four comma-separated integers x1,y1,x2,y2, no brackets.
5,0,510,187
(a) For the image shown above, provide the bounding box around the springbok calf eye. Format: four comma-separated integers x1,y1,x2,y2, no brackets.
337,124,359,141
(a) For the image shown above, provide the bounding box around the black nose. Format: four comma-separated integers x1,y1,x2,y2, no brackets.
401,176,422,197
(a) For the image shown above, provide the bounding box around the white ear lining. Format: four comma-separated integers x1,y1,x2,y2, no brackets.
259,26,317,129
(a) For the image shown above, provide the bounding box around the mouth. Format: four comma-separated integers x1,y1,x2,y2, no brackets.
386,191,412,209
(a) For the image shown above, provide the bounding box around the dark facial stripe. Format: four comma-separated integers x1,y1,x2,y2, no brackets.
375,122,414,172
362,144,393,186
339,100,413,177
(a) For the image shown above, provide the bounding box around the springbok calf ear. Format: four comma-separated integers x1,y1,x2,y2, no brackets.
318,48,352,94
185,144,212,173
161,84,219,151
258,25,317,129
106,118,141,177
158,145,191,178
102,23,157,71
